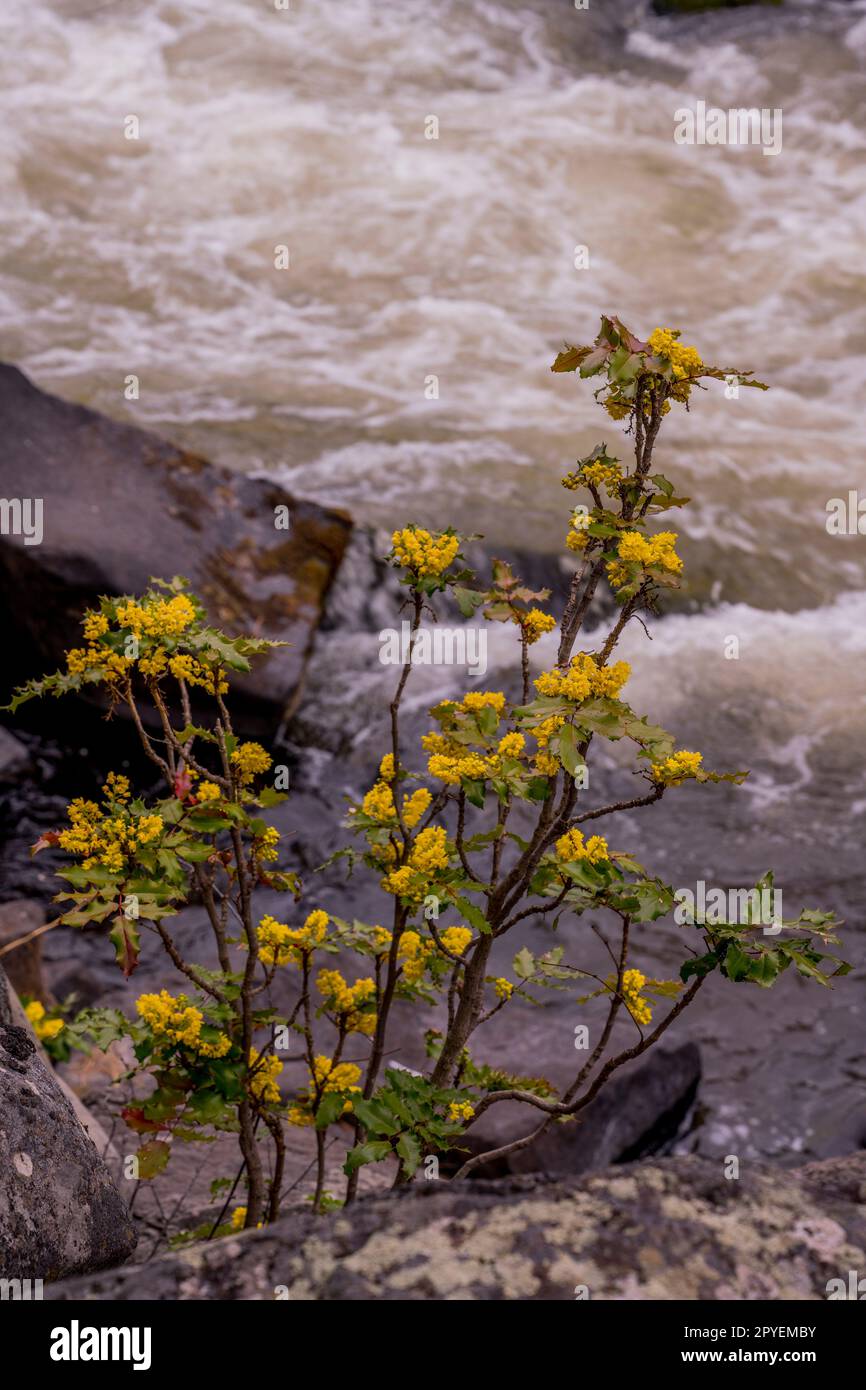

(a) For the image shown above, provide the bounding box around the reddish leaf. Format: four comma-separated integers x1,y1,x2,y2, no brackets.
121,1107,165,1135
31,830,61,857
109,917,141,978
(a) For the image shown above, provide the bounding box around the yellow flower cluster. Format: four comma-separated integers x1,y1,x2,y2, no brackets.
288,1057,362,1126
379,753,395,780
651,750,703,786
611,530,683,587
116,594,197,638
493,977,514,1001
520,609,556,645
448,1101,475,1125
647,327,702,382
382,825,450,898
136,990,231,1057
102,772,130,802
563,459,623,494
396,925,472,983
24,999,64,1041
427,751,491,786
362,780,395,820
530,714,565,777
256,825,281,862
134,648,225,693
566,509,591,553
316,970,377,1035
497,731,525,759
255,909,329,967
66,643,132,682
230,1206,247,1231
613,968,653,1026
57,797,163,872
196,780,222,803
555,828,609,865
231,742,272,781
460,691,505,715
535,652,631,704
392,527,460,578
248,1048,284,1104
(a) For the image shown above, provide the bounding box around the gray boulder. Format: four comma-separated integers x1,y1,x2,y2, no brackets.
440,1043,700,1178
45,1152,866,1301
0,964,136,1281
0,362,352,735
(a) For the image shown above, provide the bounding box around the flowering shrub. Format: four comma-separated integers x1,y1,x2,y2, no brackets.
5,317,848,1229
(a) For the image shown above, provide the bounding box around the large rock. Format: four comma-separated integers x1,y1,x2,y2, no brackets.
440,1043,700,1178
45,1153,866,1301
0,363,352,734
0,964,136,1281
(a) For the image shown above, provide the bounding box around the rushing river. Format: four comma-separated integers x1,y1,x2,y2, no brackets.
2,0,864,1159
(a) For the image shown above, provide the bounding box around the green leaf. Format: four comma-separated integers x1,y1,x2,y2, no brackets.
136,1140,171,1179
315,1091,347,1130
396,1131,422,1177
343,1140,392,1176
454,895,491,935
513,947,535,980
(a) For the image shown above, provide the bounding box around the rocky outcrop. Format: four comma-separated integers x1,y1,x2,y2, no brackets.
45,1152,866,1301
0,363,352,735
0,963,136,1281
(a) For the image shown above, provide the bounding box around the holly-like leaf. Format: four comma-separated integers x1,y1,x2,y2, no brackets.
109,917,140,978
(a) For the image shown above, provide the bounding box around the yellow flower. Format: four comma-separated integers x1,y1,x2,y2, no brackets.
102,772,131,803
497,731,525,758
230,1206,247,1231
520,609,556,645
248,1048,283,1105
647,327,702,383
316,971,377,1035
402,787,432,828
392,526,460,578
379,753,395,780
135,990,230,1057
362,780,396,821
196,781,222,803
447,1100,475,1125
555,828,609,865
427,751,491,786
256,825,280,862
615,529,682,576
438,926,472,957
231,742,272,781
459,691,505,714
255,909,329,967
493,977,514,1001
535,652,631,704
609,968,653,1026
82,611,109,641
651,750,703,786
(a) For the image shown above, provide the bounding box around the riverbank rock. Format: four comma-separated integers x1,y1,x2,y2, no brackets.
441,1042,700,1178
45,1152,866,1301
0,963,136,1281
0,363,352,736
